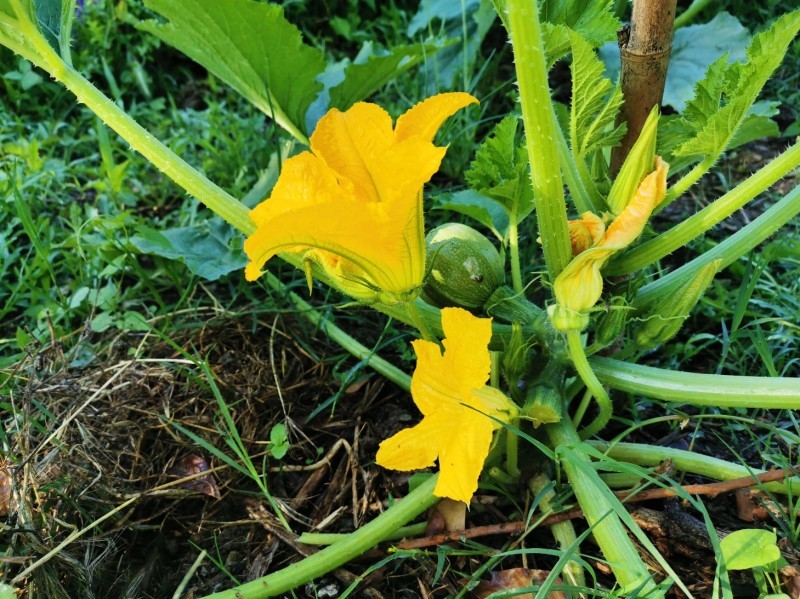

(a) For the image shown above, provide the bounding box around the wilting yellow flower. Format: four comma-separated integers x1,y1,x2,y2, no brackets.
551,157,668,331
244,93,478,304
376,308,516,504
568,212,605,256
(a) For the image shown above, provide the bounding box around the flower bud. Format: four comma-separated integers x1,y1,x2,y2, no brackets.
634,260,721,349
606,106,659,215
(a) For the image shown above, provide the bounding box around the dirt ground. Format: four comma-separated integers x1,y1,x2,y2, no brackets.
4,303,799,599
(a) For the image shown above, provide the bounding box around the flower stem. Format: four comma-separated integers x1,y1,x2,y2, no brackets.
529,473,586,588
566,331,612,438
609,141,800,275
506,0,572,280
200,475,440,599
405,299,437,343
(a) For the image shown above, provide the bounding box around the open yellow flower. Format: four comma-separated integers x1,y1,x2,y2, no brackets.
551,157,668,331
376,307,517,504
244,93,478,304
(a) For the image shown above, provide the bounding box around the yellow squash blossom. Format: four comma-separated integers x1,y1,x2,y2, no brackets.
551,157,668,331
376,307,517,504
568,211,605,256
244,93,478,304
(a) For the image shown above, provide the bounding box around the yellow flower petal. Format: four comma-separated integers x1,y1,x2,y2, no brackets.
376,307,516,504
434,408,494,504
599,157,668,251
552,157,668,324
568,211,606,255
245,95,475,301
395,92,479,143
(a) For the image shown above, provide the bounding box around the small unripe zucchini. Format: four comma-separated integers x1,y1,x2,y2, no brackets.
422,223,504,309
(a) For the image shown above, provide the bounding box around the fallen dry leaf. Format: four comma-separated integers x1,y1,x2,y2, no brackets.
471,568,567,598
174,455,221,499
735,488,769,522
0,466,10,517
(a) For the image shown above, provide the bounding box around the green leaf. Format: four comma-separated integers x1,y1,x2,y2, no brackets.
465,115,534,225
599,12,749,112
34,0,61,52
435,189,510,241
540,0,619,67
407,0,496,92
269,423,289,460
306,40,444,132
569,31,625,164
672,10,800,161
138,0,325,141
719,529,780,571
329,42,440,111
131,219,247,281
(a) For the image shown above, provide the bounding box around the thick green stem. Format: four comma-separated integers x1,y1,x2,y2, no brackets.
506,0,572,280
405,299,436,343
636,183,800,306
588,440,800,495
657,159,712,212
545,419,658,594
609,142,800,275
588,356,800,409
14,15,254,235
508,218,523,294
201,475,440,599
556,113,599,213
673,0,714,28
566,331,612,438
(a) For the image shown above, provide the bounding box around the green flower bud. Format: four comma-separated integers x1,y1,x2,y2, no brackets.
594,295,632,348
634,259,721,349
606,106,659,215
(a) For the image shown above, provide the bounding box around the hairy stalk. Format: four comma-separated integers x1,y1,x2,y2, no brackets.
201,475,440,599
588,440,800,495
556,114,599,213
588,356,800,409
658,158,713,211
506,0,572,279
636,183,800,305
566,331,612,438
609,141,800,275
405,299,436,343
545,419,658,594
508,219,523,293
